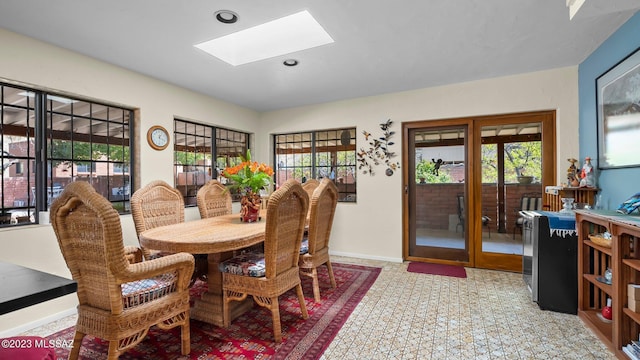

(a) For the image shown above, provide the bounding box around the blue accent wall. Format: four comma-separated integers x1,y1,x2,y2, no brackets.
578,11,640,210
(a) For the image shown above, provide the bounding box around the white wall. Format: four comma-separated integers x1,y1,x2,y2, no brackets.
0,26,580,334
0,28,259,334
257,66,579,262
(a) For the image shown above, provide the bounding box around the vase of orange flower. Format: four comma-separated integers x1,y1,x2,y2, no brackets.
222,150,274,223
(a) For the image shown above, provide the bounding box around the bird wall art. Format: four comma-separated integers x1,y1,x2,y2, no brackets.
356,119,401,176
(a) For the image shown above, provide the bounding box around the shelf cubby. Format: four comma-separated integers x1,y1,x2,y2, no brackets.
576,210,640,359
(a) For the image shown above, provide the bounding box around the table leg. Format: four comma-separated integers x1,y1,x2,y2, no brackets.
190,252,254,327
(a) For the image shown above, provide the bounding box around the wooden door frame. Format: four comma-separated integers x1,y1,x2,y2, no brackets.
472,111,556,271
402,111,556,271
402,117,475,267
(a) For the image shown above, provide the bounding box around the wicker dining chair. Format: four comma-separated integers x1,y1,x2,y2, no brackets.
196,180,232,219
131,180,185,261
220,179,309,342
299,178,338,302
302,179,320,220
50,181,194,360
302,179,320,200
131,180,207,283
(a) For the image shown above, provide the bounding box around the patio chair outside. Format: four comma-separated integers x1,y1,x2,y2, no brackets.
513,192,542,238
457,193,491,238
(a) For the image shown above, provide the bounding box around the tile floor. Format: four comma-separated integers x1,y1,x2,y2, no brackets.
22,256,615,359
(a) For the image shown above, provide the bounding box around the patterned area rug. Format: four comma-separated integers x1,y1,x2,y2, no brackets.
406,262,467,278
46,263,380,360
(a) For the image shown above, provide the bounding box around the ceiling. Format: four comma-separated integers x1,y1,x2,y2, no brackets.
0,1,639,112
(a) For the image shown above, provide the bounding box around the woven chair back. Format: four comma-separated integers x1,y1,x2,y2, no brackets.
264,179,309,279
196,180,232,219
302,179,320,200
131,180,185,236
307,178,338,254
50,181,130,313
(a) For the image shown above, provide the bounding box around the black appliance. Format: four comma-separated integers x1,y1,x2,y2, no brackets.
521,210,577,314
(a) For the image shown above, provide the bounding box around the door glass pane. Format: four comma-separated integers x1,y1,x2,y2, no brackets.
480,122,542,254
410,126,468,262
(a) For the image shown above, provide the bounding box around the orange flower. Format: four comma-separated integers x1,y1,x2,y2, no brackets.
222,151,273,195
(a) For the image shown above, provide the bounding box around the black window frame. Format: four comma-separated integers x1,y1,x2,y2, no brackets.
273,128,356,202
173,118,249,206
1,82,134,228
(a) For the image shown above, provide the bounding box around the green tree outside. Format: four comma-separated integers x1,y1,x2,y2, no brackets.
415,160,453,183
49,140,130,165
481,142,541,183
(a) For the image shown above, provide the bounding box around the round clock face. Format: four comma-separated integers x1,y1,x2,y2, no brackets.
147,126,169,150
152,129,167,146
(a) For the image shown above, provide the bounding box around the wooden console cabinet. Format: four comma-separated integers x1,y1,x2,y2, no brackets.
545,187,598,211
575,210,640,359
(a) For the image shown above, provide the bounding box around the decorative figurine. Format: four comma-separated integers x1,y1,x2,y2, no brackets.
567,158,580,187
602,298,612,320
432,158,443,176
579,157,596,188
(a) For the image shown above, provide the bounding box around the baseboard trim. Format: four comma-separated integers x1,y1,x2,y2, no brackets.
329,250,403,263
0,307,76,338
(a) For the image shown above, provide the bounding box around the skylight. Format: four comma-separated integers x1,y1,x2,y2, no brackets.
194,10,334,66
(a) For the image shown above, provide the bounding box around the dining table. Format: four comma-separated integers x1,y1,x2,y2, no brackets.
0,261,77,315
139,211,266,327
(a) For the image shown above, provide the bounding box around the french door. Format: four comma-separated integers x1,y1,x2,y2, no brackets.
403,111,556,271
404,119,473,265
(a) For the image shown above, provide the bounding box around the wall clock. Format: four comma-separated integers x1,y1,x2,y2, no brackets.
147,125,169,150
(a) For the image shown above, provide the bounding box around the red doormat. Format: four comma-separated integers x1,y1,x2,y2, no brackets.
407,262,467,278
46,263,380,360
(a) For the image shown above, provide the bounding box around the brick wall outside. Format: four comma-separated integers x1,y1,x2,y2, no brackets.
415,183,542,234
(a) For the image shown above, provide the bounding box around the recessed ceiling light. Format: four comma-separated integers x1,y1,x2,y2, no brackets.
194,10,334,66
214,10,238,24
283,59,299,66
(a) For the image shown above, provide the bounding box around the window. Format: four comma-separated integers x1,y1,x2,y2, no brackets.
113,163,128,174
274,128,356,202
1,83,133,227
14,162,24,176
173,119,249,205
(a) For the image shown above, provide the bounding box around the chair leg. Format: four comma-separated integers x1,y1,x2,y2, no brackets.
513,225,522,240
296,284,309,320
222,291,231,327
326,260,337,289
310,267,321,302
68,331,85,360
181,316,191,355
270,297,282,342
107,340,120,360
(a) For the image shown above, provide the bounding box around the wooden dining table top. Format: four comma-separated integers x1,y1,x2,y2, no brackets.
139,211,266,254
